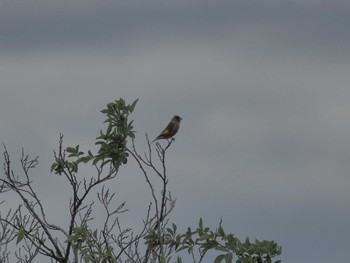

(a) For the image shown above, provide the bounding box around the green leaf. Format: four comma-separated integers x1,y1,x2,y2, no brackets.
66,146,76,153
32,227,39,240
16,226,25,245
78,155,94,164
199,218,203,229
215,247,230,252
214,254,225,263
166,227,174,236
225,253,233,263
50,163,57,172
129,98,138,112
159,255,167,263
106,123,112,135
176,245,189,252
218,226,225,237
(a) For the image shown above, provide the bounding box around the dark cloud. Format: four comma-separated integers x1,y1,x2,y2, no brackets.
1,1,350,59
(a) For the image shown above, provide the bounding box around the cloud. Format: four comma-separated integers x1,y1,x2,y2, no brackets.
1,1,350,59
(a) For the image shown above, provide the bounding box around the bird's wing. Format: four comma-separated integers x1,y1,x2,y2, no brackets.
160,121,175,135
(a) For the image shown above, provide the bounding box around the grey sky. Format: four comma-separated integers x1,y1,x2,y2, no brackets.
1,1,350,262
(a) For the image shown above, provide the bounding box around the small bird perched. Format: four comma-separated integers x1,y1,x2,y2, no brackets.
152,115,182,143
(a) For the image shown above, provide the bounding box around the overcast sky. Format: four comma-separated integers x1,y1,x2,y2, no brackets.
1,1,350,262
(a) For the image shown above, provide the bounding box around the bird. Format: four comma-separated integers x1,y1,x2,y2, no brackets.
152,115,182,143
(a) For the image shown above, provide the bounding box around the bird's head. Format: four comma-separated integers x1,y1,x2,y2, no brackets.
174,115,182,122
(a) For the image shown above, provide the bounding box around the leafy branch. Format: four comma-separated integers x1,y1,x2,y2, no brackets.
0,98,282,263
